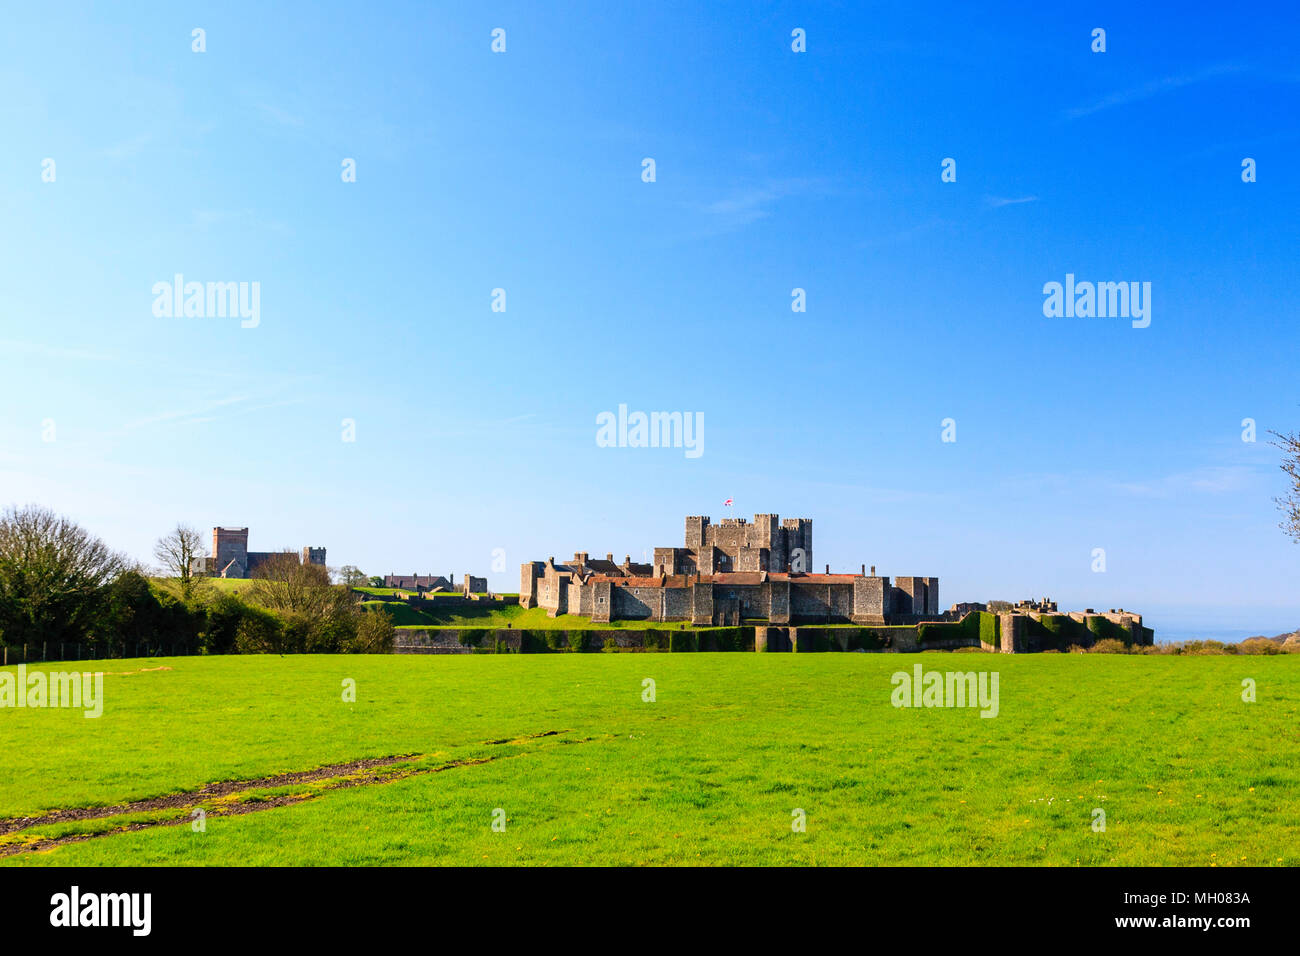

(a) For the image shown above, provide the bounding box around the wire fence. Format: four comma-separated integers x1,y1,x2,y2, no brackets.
1,643,201,665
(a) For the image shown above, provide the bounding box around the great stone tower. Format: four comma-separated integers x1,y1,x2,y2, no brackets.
654,514,812,575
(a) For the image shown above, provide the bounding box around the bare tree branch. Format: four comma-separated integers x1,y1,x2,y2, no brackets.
153,523,206,602
1270,429,1300,543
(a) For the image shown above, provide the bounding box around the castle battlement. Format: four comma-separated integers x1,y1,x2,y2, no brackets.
521,513,934,626
192,527,326,579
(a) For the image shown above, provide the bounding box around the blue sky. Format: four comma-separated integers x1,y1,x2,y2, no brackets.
1,2,1297,639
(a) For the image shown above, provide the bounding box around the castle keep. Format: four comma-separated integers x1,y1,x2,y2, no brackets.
192,527,326,579
520,513,939,626
657,514,812,575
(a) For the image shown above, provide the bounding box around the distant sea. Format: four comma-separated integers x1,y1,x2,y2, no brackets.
1155,627,1291,643
1144,612,1299,644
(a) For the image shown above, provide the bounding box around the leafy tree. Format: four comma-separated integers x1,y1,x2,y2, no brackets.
0,505,127,647
101,570,202,655
246,552,373,652
336,565,368,587
233,602,286,654
347,607,395,653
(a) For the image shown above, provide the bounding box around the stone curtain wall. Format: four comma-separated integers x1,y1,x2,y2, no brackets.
389,611,1145,655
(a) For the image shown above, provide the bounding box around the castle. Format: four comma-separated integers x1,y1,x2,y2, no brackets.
191,527,326,579
520,513,940,626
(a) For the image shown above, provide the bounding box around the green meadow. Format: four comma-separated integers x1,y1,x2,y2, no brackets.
2,654,1297,866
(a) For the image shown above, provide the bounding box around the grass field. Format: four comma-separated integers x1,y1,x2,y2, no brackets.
2,654,1297,866
186,578,259,595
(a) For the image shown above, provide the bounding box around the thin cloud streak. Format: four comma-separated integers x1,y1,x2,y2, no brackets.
1065,63,1245,119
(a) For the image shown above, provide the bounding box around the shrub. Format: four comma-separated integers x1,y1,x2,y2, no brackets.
1089,638,1131,654
603,636,619,653
234,604,285,654
344,608,394,653
101,571,203,656
567,631,588,653
201,592,253,654
1236,638,1284,656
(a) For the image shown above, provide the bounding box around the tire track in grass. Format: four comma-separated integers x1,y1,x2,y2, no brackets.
1,729,590,857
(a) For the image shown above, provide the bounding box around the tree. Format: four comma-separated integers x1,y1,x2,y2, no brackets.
368,576,384,588
0,505,128,647
244,552,380,653
247,551,337,614
101,569,202,655
346,606,395,653
336,565,368,588
153,523,207,602
1273,429,1300,542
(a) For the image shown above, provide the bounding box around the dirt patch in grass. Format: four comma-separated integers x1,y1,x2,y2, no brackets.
0,752,426,837
0,730,587,857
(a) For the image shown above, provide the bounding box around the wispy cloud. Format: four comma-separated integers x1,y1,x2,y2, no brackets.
1106,465,1259,498
699,178,822,231
120,394,250,433
986,195,1039,209
1065,63,1245,120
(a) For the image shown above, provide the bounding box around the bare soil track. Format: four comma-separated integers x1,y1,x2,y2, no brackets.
0,729,578,857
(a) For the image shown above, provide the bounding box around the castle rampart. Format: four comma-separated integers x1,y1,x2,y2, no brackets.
521,513,934,627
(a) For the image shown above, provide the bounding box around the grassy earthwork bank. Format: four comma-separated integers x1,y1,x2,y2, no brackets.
2,653,1297,866
366,599,733,631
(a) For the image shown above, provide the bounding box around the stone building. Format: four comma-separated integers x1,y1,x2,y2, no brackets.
654,514,813,575
383,573,489,596
191,527,326,579
520,513,939,626
384,574,453,592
